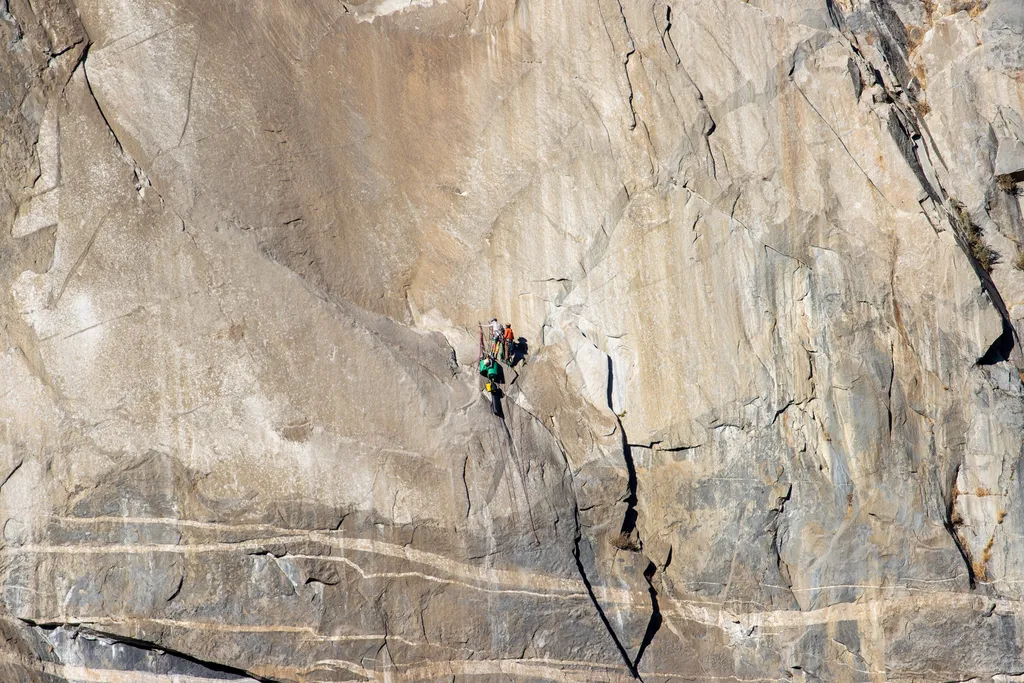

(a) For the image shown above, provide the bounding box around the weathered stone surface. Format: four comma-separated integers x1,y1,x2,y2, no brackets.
2,0,1024,680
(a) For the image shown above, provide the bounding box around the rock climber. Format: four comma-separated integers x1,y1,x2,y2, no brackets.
502,323,515,363
479,356,500,382
479,355,503,416
489,318,503,357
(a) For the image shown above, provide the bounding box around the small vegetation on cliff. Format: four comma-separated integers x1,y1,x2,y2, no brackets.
952,200,998,274
1014,250,1024,272
997,174,1017,193
610,531,642,552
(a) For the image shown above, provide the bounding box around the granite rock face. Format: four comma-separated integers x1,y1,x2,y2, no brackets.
2,0,1024,680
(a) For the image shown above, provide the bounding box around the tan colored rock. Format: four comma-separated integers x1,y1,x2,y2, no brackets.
2,0,1024,681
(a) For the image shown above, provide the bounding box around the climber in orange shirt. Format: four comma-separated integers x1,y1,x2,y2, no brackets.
502,323,515,364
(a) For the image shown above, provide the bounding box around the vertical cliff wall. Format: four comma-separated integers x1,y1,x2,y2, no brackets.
2,0,1024,680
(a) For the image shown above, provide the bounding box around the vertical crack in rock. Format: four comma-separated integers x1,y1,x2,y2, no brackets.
887,341,895,442
1,0,23,42
614,0,638,131
79,46,124,159
461,451,472,519
633,559,662,672
768,483,795,596
659,4,680,66
511,394,640,678
943,464,977,589
606,355,664,676
178,47,200,146
610,356,640,542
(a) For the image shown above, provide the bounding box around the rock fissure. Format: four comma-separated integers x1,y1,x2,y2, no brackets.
614,0,639,132
19,619,277,682
571,520,641,680
604,354,666,676
5,0,1024,680
944,464,978,589
831,2,1021,368
887,341,895,441
0,458,24,495
632,560,663,673
0,0,21,39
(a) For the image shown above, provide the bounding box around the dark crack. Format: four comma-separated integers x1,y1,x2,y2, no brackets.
614,0,638,131
887,341,895,441
20,618,276,682
606,354,664,677
943,464,977,589
978,319,1015,366
633,560,662,672
829,1,1020,367
0,458,24,495
544,396,639,679
572,517,640,679
80,45,126,160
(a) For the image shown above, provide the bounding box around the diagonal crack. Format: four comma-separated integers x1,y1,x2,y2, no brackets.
828,1,1020,366
19,618,278,682
545,405,640,679
943,464,977,589
633,560,663,672
572,510,641,679
0,458,24,495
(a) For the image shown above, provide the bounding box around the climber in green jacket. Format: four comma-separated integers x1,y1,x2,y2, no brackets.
479,356,500,382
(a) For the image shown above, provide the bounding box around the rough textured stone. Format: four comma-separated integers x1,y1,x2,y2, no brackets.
2,0,1024,681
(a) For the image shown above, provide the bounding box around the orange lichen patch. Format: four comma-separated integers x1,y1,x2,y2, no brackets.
998,510,1007,524
976,487,993,497
906,23,929,96
922,1,987,21
975,536,995,581
950,483,964,526
923,0,936,23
